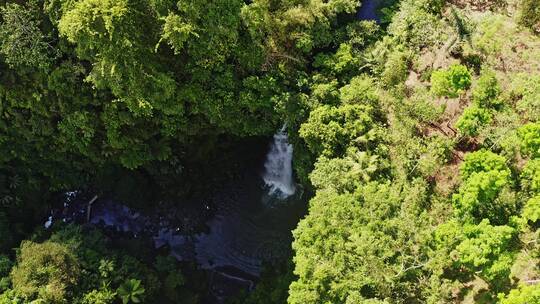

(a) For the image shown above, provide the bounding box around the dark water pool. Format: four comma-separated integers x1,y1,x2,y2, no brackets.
357,0,383,22
50,134,307,302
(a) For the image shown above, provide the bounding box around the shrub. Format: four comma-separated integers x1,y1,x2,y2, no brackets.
431,64,472,97
521,159,540,194
460,150,508,181
452,170,512,224
456,106,492,136
522,195,540,225
381,50,410,87
81,289,116,304
309,149,381,193
117,279,145,304
472,69,502,109
453,0,507,11
514,75,540,122
0,2,54,69
518,123,540,157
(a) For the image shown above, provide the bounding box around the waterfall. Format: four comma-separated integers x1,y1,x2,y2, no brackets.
262,126,296,198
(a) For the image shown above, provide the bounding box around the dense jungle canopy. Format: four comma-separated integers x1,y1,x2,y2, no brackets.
1,0,540,303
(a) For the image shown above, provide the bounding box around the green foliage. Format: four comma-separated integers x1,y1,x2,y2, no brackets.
290,180,432,303
518,0,540,33
460,150,509,181
519,159,540,226
230,262,295,304
0,0,293,177
423,0,446,13
387,0,444,50
416,135,454,177
452,170,513,224
499,283,540,303
0,0,539,303
158,12,197,54
309,76,340,106
0,0,369,194
313,43,362,77
0,289,23,303
80,288,116,304
241,0,358,55
153,255,188,302
57,0,177,117
453,150,514,224
309,148,383,193
521,159,540,194
10,241,81,303
0,224,191,303
522,195,540,225
381,50,410,87
514,75,540,122
430,64,472,98
471,15,507,58
472,69,502,109
448,6,474,46
456,106,492,136
455,221,515,286
400,87,445,124
117,279,145,304
339,75,379,107
0,255,12,292
299,104,384,157
57,111,96,155
0,2,54,70
518,123,540,158
435,219,516,287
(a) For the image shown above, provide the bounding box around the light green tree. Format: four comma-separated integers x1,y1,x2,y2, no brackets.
452,150,514,224
289,180,432,304
10,241,80,303
522,195,540,224
309,148,382,193
456,106,492,136
299,104,384,157
434,219,516,288
518,123,540,158
499,284,540,304
460,150,509,180
431,64,472,98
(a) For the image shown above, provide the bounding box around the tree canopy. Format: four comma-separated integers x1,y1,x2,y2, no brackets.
1,0,540,303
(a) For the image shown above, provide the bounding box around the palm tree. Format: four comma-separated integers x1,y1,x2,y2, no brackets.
117,279,145,304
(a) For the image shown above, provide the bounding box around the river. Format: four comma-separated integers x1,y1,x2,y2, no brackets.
357,0,383,22
49,129,305,302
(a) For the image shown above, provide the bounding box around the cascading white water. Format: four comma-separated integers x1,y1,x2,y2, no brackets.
262,126,296,198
